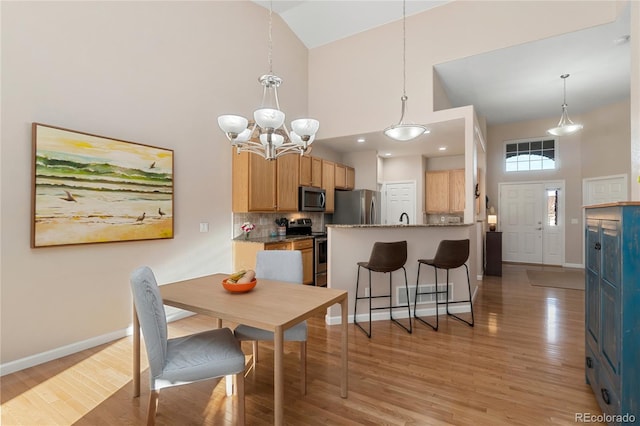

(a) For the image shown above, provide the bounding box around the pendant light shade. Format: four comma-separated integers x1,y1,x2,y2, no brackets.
384,0,428,142
547,74,583,136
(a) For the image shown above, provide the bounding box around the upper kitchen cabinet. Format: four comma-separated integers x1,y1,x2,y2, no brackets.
425,169,465,213
335,163,355,190
276,154,299,211
322,160,335,213
232,150,298,212
299,155,323,188
346,166,355,190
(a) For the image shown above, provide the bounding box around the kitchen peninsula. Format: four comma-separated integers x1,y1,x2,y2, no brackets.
325,223,481,325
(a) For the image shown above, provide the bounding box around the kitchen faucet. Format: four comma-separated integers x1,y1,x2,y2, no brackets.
399,212,409,225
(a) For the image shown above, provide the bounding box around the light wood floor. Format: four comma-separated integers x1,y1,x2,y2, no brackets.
1,264,603,425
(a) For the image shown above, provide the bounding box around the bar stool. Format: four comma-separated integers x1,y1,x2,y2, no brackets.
414,239,474,331
354,241,412,338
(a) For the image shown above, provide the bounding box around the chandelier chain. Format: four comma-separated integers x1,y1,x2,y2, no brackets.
268,0,273,75
402,0,407,96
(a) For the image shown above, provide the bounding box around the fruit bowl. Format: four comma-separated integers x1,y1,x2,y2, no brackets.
222,278,257,293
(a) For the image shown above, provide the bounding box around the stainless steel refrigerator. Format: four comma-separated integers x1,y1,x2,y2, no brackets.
333,189,381,225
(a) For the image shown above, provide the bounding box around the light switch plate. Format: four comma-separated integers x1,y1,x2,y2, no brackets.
200,223,209,232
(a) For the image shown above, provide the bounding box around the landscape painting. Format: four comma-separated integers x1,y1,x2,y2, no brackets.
32,123,174,247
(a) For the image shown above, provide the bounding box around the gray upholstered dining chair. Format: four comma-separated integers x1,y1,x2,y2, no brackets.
233,250,308,394
130,266,246,425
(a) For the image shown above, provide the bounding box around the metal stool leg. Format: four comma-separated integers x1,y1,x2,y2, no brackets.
445,264,474,327
388,267,412,334
413,262,442,331
354,265,372,338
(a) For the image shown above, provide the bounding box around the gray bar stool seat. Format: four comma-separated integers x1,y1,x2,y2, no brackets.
414,239,474,331
354,241,412,337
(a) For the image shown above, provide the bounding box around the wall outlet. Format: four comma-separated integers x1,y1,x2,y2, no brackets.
199,222,209,232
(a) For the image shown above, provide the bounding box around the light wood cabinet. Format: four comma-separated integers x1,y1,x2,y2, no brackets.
232,150,298,212
335,164,347,189
322,160,335,213
311,157,322,188
232,150,276,212
346,166,355,190
425,169,464,213
291,238,314,285
276,154,299,211
299,155,323,188
334,163,355,190
425,170,450,213
232,238,313,285
449,169,465,213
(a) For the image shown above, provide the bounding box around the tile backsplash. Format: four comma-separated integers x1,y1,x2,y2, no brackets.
233,212,326,238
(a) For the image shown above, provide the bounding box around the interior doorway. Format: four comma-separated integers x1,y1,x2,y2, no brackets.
499,181,565,265
382,181,416,225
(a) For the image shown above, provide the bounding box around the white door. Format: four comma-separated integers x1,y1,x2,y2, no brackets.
500,182,565,265
500,183,544,263
383,181,416,224
583,175,628,206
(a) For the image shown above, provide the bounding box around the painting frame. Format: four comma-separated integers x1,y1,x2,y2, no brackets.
31,123,174,248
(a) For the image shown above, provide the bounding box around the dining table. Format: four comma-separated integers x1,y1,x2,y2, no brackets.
132,273,348,425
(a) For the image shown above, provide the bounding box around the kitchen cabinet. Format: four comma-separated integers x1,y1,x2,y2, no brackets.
322,160,335,213
232,150,298,212
276,154,299,211
299,155,323,188
335,163,355,190
335,164,346,189
584,204,640,421
232,238,314,285
346,166,355,190
425,169,464,213
291,239,314,285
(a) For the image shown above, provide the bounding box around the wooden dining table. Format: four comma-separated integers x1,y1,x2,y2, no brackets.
132,273,348,425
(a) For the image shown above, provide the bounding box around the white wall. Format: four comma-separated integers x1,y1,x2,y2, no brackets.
0,1,308,368
308,1,622,140
343,150,378,191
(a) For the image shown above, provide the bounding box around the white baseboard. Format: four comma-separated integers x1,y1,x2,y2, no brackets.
325,303,471,325
1,308,195,377
0,328,127,377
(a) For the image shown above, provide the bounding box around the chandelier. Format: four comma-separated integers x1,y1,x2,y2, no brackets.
384,0,428,141
217,1,319,160
547,74,583,136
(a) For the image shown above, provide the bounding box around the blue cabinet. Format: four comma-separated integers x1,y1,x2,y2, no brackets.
585,204,640,424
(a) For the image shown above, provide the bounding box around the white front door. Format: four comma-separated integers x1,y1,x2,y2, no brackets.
383,181,416,225
499,181,565,265
500,183,544,263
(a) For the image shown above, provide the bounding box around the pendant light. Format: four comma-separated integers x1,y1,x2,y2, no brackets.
384,0,428,141
217,1,319,160
547,74,583,136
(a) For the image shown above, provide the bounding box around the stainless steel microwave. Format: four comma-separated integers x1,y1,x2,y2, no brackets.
299,186,326,212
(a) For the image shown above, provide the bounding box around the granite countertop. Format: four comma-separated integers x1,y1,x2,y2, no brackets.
326,223,473,229
232,234,314,243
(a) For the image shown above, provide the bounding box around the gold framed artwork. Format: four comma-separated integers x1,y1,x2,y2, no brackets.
31,123,174,247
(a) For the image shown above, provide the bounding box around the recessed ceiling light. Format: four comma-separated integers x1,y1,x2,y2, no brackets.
356,138,365,143
384,153,391,156
439,146,447,151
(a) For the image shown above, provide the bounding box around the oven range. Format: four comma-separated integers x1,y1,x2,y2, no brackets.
287,218,327,287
